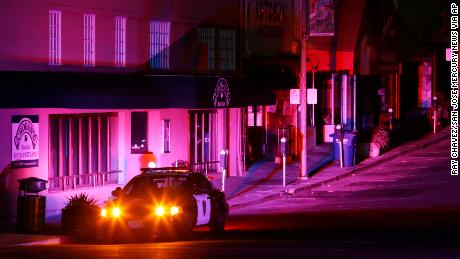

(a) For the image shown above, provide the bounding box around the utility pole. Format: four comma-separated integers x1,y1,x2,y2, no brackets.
300,39,307,178
299,0,308,179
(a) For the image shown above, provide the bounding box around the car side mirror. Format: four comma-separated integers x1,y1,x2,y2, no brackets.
112,187,122,197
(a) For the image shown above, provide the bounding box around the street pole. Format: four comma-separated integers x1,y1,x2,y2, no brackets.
353,75,357,131
312,66,315,127
283,154,286,187
300,37,308,178
433,96,438,134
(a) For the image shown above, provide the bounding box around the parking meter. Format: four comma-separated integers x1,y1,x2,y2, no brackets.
220,150,228,169
335,124,343,140
280,137,287,156
220,150,228,192
388,108,393,130
280,137,287,187
433,96,438,134
335,124,344,168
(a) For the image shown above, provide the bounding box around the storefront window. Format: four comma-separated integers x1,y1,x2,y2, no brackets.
49,113,118,191
131,112,148,154
162,120,170,153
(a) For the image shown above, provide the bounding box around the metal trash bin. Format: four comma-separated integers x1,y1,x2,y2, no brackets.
17,177,47,233
331,131,358,167
342,131,358,167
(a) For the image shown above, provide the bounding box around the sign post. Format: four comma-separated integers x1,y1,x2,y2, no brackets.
307,88,318,126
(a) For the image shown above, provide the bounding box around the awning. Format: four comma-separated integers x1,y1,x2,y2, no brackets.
0,72,275,109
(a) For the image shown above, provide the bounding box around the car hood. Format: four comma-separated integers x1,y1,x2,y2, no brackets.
106,188,189,208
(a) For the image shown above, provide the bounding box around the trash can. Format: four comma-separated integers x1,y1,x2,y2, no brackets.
331,131,358,167
343,131,358,167
17,177,47,233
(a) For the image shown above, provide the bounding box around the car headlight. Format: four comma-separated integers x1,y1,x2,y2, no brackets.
170,206,180,216
155,206,165,216
101,208,107,218
112,207,121,218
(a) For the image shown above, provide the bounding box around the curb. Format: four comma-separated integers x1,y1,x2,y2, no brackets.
14,237,63,246
229,130,450,211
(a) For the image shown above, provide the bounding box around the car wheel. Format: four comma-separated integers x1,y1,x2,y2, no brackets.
210,210,226,235
167,214,193,241
177,216,194,239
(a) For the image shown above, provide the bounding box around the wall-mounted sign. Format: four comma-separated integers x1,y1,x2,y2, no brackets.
418,62,432,108
307,88,318,104
255,0,288,23
377,51,400,73
12,115,39,168
213,78,231,107
309,0,334,36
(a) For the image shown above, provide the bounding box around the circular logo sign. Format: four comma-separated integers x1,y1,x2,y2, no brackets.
213,78,231,107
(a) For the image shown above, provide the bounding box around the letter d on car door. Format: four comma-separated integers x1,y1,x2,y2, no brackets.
193,194,211,225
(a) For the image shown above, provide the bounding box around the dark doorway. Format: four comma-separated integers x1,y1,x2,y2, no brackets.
246,106,265,168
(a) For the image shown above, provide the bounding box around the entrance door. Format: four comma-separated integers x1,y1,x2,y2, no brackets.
189,110,218,173
246,106,265,167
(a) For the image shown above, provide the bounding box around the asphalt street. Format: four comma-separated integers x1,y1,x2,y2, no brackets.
0,136,458,258
233,136,456,214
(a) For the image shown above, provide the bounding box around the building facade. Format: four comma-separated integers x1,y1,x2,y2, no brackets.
0,0,274,227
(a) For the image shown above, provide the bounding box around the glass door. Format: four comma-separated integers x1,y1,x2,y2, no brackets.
189,110,218,173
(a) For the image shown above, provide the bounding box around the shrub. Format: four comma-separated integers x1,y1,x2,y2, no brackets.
371,124,390,150
61,193,100,236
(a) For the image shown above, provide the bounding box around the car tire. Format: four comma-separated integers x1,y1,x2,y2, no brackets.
210,209,226,235
169,214,193,241
178,218,194,239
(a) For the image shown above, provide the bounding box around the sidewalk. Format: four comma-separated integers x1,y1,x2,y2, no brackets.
209,127,450,211
0,233,66,246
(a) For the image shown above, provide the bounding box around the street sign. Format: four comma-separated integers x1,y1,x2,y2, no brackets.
307,89,317,104
290,89,300,104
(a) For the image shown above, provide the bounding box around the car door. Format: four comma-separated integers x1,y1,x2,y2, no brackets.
191,173,212,226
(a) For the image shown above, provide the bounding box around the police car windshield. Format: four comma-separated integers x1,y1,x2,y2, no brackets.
123,175,188,196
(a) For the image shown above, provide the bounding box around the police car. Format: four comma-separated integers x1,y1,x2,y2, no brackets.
99,167,229,241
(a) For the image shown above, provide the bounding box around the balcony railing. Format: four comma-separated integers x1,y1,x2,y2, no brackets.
190,161,220,175
49,170,121,192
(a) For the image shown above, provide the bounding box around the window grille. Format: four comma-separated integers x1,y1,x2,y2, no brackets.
49,10,61,65
149,20,170,69
219,29,236,71
83,14,96,66
49,113,119,192
197,27,215,70
115,16,126,67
